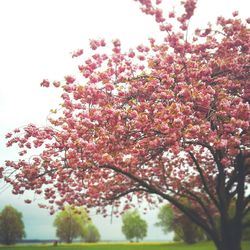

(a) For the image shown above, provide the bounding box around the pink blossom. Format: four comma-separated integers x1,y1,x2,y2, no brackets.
128,50,135,58
105,83,114,91
169,11,175,18
40,79,50,87
72,49,83,58
53,81,61,88
232,11,239,17
89,39,100,50
100,39,106,47
65,75,75,84
112,39,121,47
5,132,12,138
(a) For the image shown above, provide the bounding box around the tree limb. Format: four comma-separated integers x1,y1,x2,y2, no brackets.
188,151,219,209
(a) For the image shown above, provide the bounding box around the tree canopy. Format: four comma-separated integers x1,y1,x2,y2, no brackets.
53,206,90,243
83,223,101,243
2,1,250,250
0,205,25,245
122,210,147,242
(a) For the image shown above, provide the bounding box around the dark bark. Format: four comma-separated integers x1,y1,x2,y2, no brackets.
216,220,242,250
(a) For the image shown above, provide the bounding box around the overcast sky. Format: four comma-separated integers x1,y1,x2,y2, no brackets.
0,0,249,241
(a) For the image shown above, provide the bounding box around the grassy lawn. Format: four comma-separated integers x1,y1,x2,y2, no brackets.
0,241,249,250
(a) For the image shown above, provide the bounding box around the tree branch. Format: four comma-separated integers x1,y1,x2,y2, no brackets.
106,187,148,201
171,186,218,233
99,163,218,242
188,151,219,209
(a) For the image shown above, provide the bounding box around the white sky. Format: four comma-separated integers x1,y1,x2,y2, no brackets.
0,0,249,241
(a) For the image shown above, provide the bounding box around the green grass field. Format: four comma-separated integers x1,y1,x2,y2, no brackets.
0,241,249,250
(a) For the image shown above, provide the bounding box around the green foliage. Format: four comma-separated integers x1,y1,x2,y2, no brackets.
53,206,100,243
122,210,147,242
156,204,207,244
0,205,25,245
83,223,101,243
155,204,174,234
53,206,89,243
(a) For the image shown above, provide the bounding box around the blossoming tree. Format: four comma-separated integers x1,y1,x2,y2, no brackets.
2,1,250,250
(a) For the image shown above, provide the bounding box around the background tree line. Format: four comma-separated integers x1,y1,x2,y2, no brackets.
53,206,100,243
0,205,101,245
0,204,249,245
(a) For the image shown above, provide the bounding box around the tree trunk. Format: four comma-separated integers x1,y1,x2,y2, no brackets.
215,221,242,250
216,239,241,250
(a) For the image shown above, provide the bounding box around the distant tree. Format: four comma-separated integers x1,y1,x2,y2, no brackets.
172,209,208,244
156,204,207,244
0,205,25,245
53,206,89,243
155,204,174,235
122,210,147,242
83,223,101,243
